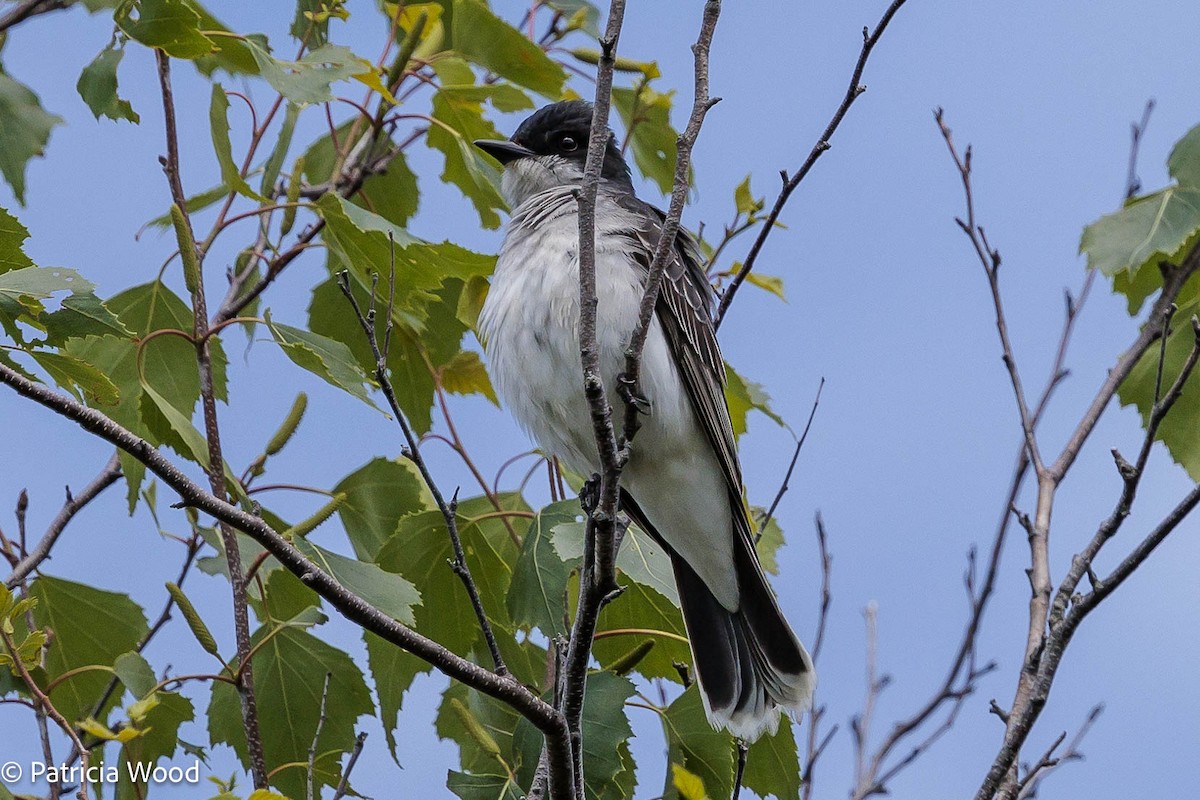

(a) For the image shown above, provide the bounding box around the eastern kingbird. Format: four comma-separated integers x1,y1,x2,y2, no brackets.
475,100,814,741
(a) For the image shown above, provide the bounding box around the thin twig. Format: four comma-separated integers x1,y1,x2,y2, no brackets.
336,269,509,677
6,455,121,588
331,731,368,800
731,742,748,800
0,0,67,34
715,0,911,328
308,672,332,800
759,377,824,535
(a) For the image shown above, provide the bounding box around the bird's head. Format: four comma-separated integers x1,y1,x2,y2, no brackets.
474,100,633,208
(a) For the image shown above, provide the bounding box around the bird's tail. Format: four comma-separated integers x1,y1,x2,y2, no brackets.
671,535,815,742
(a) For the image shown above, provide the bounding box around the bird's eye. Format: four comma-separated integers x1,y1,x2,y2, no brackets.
559,135,579,152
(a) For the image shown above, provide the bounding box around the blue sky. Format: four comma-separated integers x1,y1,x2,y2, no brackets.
2,1,1198,798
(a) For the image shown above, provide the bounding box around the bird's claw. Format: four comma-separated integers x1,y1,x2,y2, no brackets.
617,372,651,415
580,473,601,515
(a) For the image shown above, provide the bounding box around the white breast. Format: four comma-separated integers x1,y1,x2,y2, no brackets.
478,188,738,609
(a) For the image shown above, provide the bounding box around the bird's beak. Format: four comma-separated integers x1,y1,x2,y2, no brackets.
474,139,535,165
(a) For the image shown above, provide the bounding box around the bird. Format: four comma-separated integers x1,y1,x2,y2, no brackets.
474,100,814,742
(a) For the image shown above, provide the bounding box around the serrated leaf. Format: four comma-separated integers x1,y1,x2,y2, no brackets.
1080,186,1200,277
743,716,801,800
264,309,381,410
292,537,420,625
553,522,690,680
662,685,736,800
508,499,579,637
333,457,433,560
30,576,149,723
209,84,264,202
447,0,565,96
1168,123,1200,188
186,0,264,77
115,0,216,60
116,690,194,800
30,350,120,405
724,362,786,438
426,80,514,229
246,41,377,106
0,206,34,274
77,39,140,124
0,71,63,205
207,626,373,800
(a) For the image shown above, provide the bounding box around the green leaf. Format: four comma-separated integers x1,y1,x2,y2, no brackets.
116,691,194,800
734,175,763,216
113,651,157,699
0,71,63,205
0,206,34,274
30,576,149,723
0,265,127,348
115,0,216,60
209,84,264,202
208,626,373,800
1080,186,1200,277
260,102,300,197
1117,293,1200,480
246,41,379,106
508,499,579,637
753,509,785,577
77,38,140,124
186,0,264,77
1168,123,1200,187
440,350,497,404
724,362,786,438
662,685,736,800
447,0,566,96
553,522,690,680
292,537,420,625
264,309,381,410
333,457,433,561
447,771,525,800
612,85,680,195
743,716,802,800
364,629,426,762
672,765,710,800
30,350,120,406
142,182,230,229
65,281,226,504
316,192,494,318
746,272,787,302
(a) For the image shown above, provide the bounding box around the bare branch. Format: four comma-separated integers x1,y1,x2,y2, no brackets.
5,455,121,589
0,0,67,34
307,672,332,800
330,731,367,800
1016,704,1102,799
759,377,825,535
715,0,911,328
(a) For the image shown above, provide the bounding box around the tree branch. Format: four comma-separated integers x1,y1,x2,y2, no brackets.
714,0,911,329
155,50,267,789
336,269,509,677
5,454,121,589
0,343,577,799
0,0,67,35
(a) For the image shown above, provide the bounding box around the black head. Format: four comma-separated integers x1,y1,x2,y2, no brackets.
474,100,632,187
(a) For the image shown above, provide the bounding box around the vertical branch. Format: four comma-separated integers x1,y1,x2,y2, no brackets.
155,51,267,789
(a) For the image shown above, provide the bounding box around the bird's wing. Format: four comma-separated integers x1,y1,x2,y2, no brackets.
614,193,745,501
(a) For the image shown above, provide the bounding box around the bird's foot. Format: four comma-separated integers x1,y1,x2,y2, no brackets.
580,473,602,515
616,372,651,416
